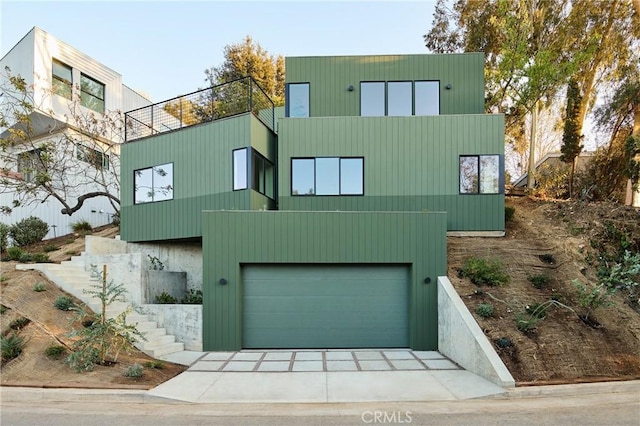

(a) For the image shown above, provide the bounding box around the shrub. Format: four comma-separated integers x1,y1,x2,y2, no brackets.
459,257,510,286
181,289,203,304
515,309,544,333
9,216,49,247
1,333,25,362
573,279,615,321
33,282,47,292
525,302,548,319
476,303,494,318
31,253,51,263
7,246,24,261
505,206,515,222
18,252,33,263
9,317,31,330
45,345,66,360
528,273,550,289
54,296,74,311
0,223,9,252
71,219,92,234
123,363,144,378
42,244,58,252
154,291,177,304
495,337,513,348
0,305,7,315
143,360,165,369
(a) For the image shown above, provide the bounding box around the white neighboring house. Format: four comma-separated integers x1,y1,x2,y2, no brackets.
0,27,151,239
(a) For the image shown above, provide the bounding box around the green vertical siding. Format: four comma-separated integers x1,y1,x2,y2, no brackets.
202,210,447,351
121,113,276,242
278,115,505,231
285,53,485,117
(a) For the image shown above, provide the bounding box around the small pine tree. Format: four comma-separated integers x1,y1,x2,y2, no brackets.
560,80,584,198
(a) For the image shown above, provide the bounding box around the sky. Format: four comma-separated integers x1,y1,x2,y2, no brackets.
1,0,437,102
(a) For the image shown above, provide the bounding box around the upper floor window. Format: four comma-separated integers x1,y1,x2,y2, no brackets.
134,163,173,204
233,148,275,199
360,81,440,117
52,59,72,100
459,155,501,194
77,145,109,170
17,148,46,182
80,73,105,113
291,157,364,196
286,83,310,117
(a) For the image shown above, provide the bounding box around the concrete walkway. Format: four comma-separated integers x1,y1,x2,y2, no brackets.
148,349,508,403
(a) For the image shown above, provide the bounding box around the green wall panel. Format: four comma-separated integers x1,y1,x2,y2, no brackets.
202,210,447,351
121,113,276,242
285,53,485,117
277,115,505,231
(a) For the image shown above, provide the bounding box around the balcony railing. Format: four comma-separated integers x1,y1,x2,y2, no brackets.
124,77,275,142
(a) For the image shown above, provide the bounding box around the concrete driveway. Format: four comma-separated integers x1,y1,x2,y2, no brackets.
149,349,507,403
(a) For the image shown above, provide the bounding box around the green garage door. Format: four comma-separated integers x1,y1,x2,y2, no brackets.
243,264,409,348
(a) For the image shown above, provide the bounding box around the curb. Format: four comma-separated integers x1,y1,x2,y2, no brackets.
495,379,640,399
0,386,178,404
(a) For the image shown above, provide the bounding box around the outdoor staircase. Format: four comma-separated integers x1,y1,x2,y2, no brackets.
16,254,185,358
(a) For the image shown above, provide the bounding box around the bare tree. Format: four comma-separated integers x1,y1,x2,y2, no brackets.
0,68,122,216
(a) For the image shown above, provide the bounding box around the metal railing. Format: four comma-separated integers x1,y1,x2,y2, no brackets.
124,77,275,142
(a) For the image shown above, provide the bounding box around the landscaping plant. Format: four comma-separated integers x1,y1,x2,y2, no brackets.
459,256,510,286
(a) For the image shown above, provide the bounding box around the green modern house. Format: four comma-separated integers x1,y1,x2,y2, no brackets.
120,53,505,352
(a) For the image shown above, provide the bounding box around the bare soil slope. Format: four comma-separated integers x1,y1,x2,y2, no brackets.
448,197,640,384
0,229,186,388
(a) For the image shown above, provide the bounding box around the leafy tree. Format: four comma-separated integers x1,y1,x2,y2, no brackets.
204,36,285,106
0,68,122,216
560,80,583,198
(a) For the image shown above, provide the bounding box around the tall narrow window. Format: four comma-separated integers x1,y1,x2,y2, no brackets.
287,83,310,117
52,59,72,99
291,159,315,195
459,155,501,194
360,82,385,116
134,163,173,204
387,81,412,116
80,73,105,113
414,81,440,115
340,158,364,195
233,148,248,190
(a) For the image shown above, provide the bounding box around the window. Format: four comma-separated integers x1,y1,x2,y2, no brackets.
17,148,46,182
287,83,310,117
232,148,275,198
360,82,385,116
134,163,173,204
52,59,72,99
415,81,440,116
459,155,501,194
360,81,440,116
77,145,109,170
291,157,364,196
233,148,248,190
80,73,105,113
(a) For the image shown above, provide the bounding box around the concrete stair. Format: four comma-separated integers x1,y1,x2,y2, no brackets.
16,256,185,359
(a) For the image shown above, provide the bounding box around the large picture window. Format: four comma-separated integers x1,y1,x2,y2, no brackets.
287,83,310,118
134,163,173,204
360,81,440,116
232,148,274,199
291,157,364,196
80,73,105,113
52,59,72,99
459,155,501,194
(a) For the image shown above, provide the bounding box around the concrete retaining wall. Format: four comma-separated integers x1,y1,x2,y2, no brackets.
82,253,145,305
438,276,515,387
142,304,203,351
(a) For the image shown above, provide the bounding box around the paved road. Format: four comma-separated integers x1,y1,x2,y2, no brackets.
1,388,639,425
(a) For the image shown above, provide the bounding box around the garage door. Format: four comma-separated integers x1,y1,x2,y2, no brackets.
243,264,409,348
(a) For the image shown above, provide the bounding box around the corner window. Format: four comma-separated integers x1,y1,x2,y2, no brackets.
134,163,173,204
232,148,274,199
360,81,440,116
459,155,500,194
52,59,72,99
77,145,109,170
80,73,105,113
287,83,310,117
291,157,364,196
